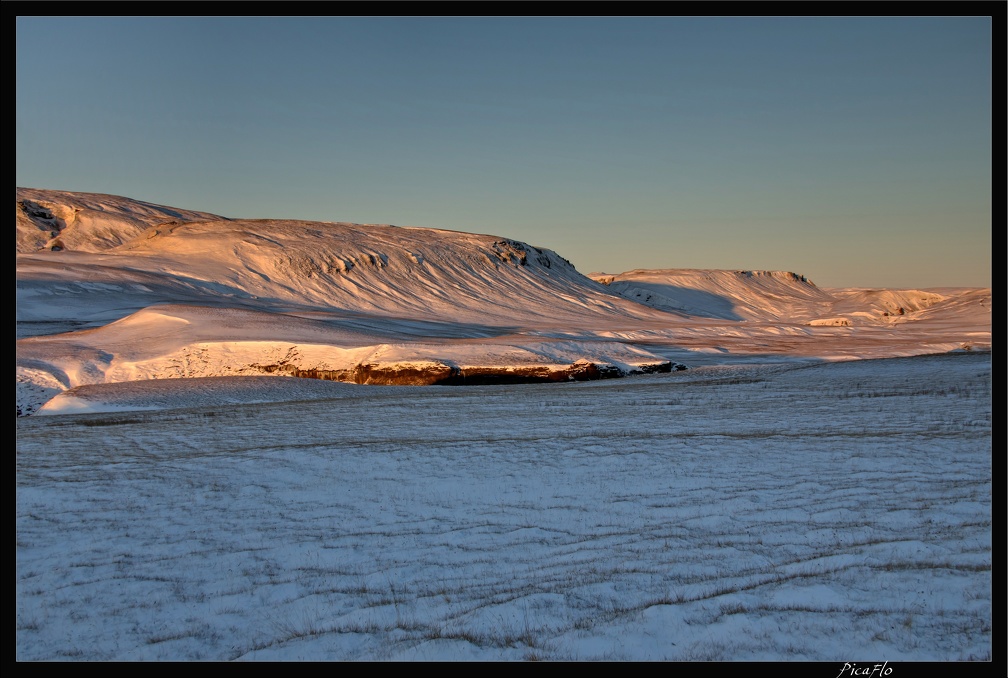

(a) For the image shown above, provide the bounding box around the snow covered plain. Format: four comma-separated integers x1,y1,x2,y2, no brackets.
16,189,992,661
16,354,992,661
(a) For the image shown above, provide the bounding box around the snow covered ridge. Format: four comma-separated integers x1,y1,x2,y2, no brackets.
588,268,981,326
15,188,992,416
17,188,643,326
591,268,833,322
16,187,226,254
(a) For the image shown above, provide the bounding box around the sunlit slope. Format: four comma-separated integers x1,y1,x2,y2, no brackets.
17,186,664,329
17,303,676,415
16,187,225,253
106,218,659,325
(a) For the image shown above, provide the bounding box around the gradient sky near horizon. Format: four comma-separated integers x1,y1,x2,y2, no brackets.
16,16,992,288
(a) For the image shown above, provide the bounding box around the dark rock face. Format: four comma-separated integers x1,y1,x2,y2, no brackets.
352,362,457,385
252,359,683,386
444,361,620,385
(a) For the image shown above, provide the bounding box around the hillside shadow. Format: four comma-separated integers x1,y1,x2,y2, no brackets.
16,269,525,341
610,283,746,321
293,310,521,340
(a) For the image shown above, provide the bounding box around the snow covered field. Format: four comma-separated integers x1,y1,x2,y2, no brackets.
16,353,992,661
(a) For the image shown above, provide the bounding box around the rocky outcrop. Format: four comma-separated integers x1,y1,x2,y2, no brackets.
253,358,683,386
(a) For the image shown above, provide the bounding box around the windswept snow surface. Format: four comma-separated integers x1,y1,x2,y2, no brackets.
16,187,225,254
16,354,992,661
15,189,993,661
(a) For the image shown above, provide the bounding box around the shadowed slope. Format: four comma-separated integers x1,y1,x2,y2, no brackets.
592,269,835,322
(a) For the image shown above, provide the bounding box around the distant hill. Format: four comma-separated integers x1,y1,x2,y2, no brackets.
589,269,962,326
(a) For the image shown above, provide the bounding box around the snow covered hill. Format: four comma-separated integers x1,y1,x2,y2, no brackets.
15,188,992,416
17,187,225,254
590,269,965,327
591,269,834,322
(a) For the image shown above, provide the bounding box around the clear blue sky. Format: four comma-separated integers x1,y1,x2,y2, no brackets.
16,16,992,288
